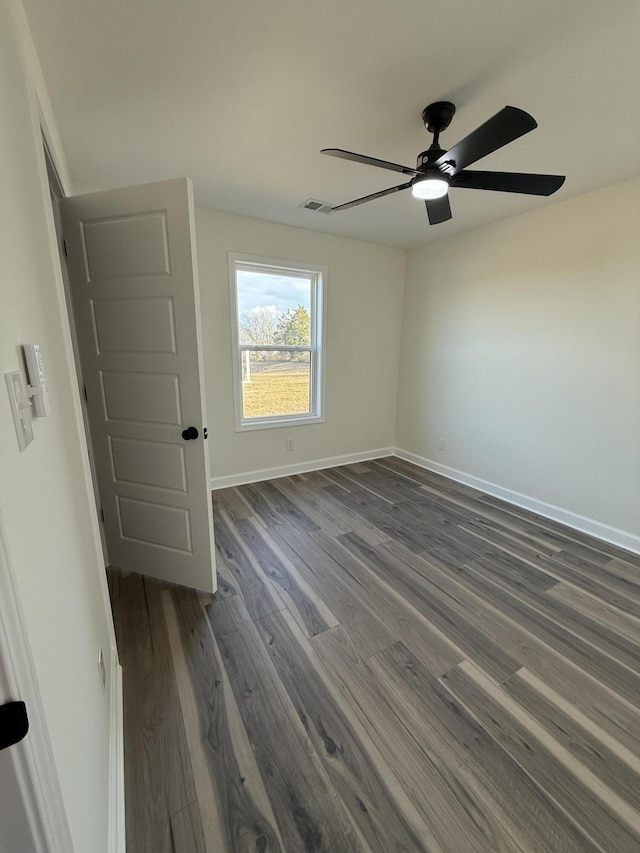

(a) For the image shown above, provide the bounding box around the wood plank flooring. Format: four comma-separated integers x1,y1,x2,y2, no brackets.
108,457,640,852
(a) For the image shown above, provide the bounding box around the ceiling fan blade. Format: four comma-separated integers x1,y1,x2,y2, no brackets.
435,106,537,174
425,195,452,225
322,148,419,176
452,170,565,196
331,181,413,212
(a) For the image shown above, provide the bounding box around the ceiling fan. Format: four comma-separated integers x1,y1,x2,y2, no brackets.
321,102,565,225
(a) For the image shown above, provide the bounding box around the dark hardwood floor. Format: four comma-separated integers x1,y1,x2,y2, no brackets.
108,457,640,852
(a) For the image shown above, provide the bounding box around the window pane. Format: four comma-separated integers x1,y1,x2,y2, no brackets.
241,350,311,419
236,269,312,347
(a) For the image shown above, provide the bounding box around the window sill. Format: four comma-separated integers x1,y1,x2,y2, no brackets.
235,413,324,433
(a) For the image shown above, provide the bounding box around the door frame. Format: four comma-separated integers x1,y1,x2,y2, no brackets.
40,131,125,852
44,140,109,563
0,511,75,852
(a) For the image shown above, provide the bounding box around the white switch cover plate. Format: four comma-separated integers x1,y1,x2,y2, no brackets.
5,370,34,451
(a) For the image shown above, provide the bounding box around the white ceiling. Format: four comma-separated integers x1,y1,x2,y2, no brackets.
23,0,640,249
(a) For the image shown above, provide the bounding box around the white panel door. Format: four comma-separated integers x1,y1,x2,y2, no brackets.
61,179,216,592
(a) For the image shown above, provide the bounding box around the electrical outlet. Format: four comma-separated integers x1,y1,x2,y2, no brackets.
286,438,295,451
97,645,106,690
438,438,446,451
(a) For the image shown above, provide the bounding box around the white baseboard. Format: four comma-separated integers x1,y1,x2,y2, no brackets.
210,447,395,490
209,445,640,556
108,648,125,853
395,448,640,556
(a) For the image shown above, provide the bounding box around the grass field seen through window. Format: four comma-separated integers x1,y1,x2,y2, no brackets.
242,370,311,419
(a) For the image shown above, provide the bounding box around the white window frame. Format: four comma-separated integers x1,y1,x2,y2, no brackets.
228,252,327,431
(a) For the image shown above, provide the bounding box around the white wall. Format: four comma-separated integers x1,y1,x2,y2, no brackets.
196,208,406,483
0,1,116,850
396,178,640,540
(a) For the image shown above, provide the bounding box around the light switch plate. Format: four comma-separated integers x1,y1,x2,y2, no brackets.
5,370,34,451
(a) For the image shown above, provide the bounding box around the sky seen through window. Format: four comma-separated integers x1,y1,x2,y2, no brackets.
237,270,311,318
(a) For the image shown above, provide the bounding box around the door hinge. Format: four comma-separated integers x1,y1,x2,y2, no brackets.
83,385,88,402
100,508,105,524
62,238,68,258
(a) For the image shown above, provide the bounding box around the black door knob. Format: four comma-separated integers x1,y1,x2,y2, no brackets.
181,426,199,441
0,701,29,750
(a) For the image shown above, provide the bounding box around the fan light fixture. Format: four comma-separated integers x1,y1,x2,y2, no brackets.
411,176,449,200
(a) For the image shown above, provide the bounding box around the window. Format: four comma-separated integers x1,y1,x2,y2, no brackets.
229,253,326,430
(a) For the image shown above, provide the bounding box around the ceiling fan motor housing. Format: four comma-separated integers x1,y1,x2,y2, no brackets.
417,149,444,170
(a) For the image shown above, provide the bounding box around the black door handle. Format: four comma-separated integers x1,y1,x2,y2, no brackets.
181,426,199,441
0,701,29,750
